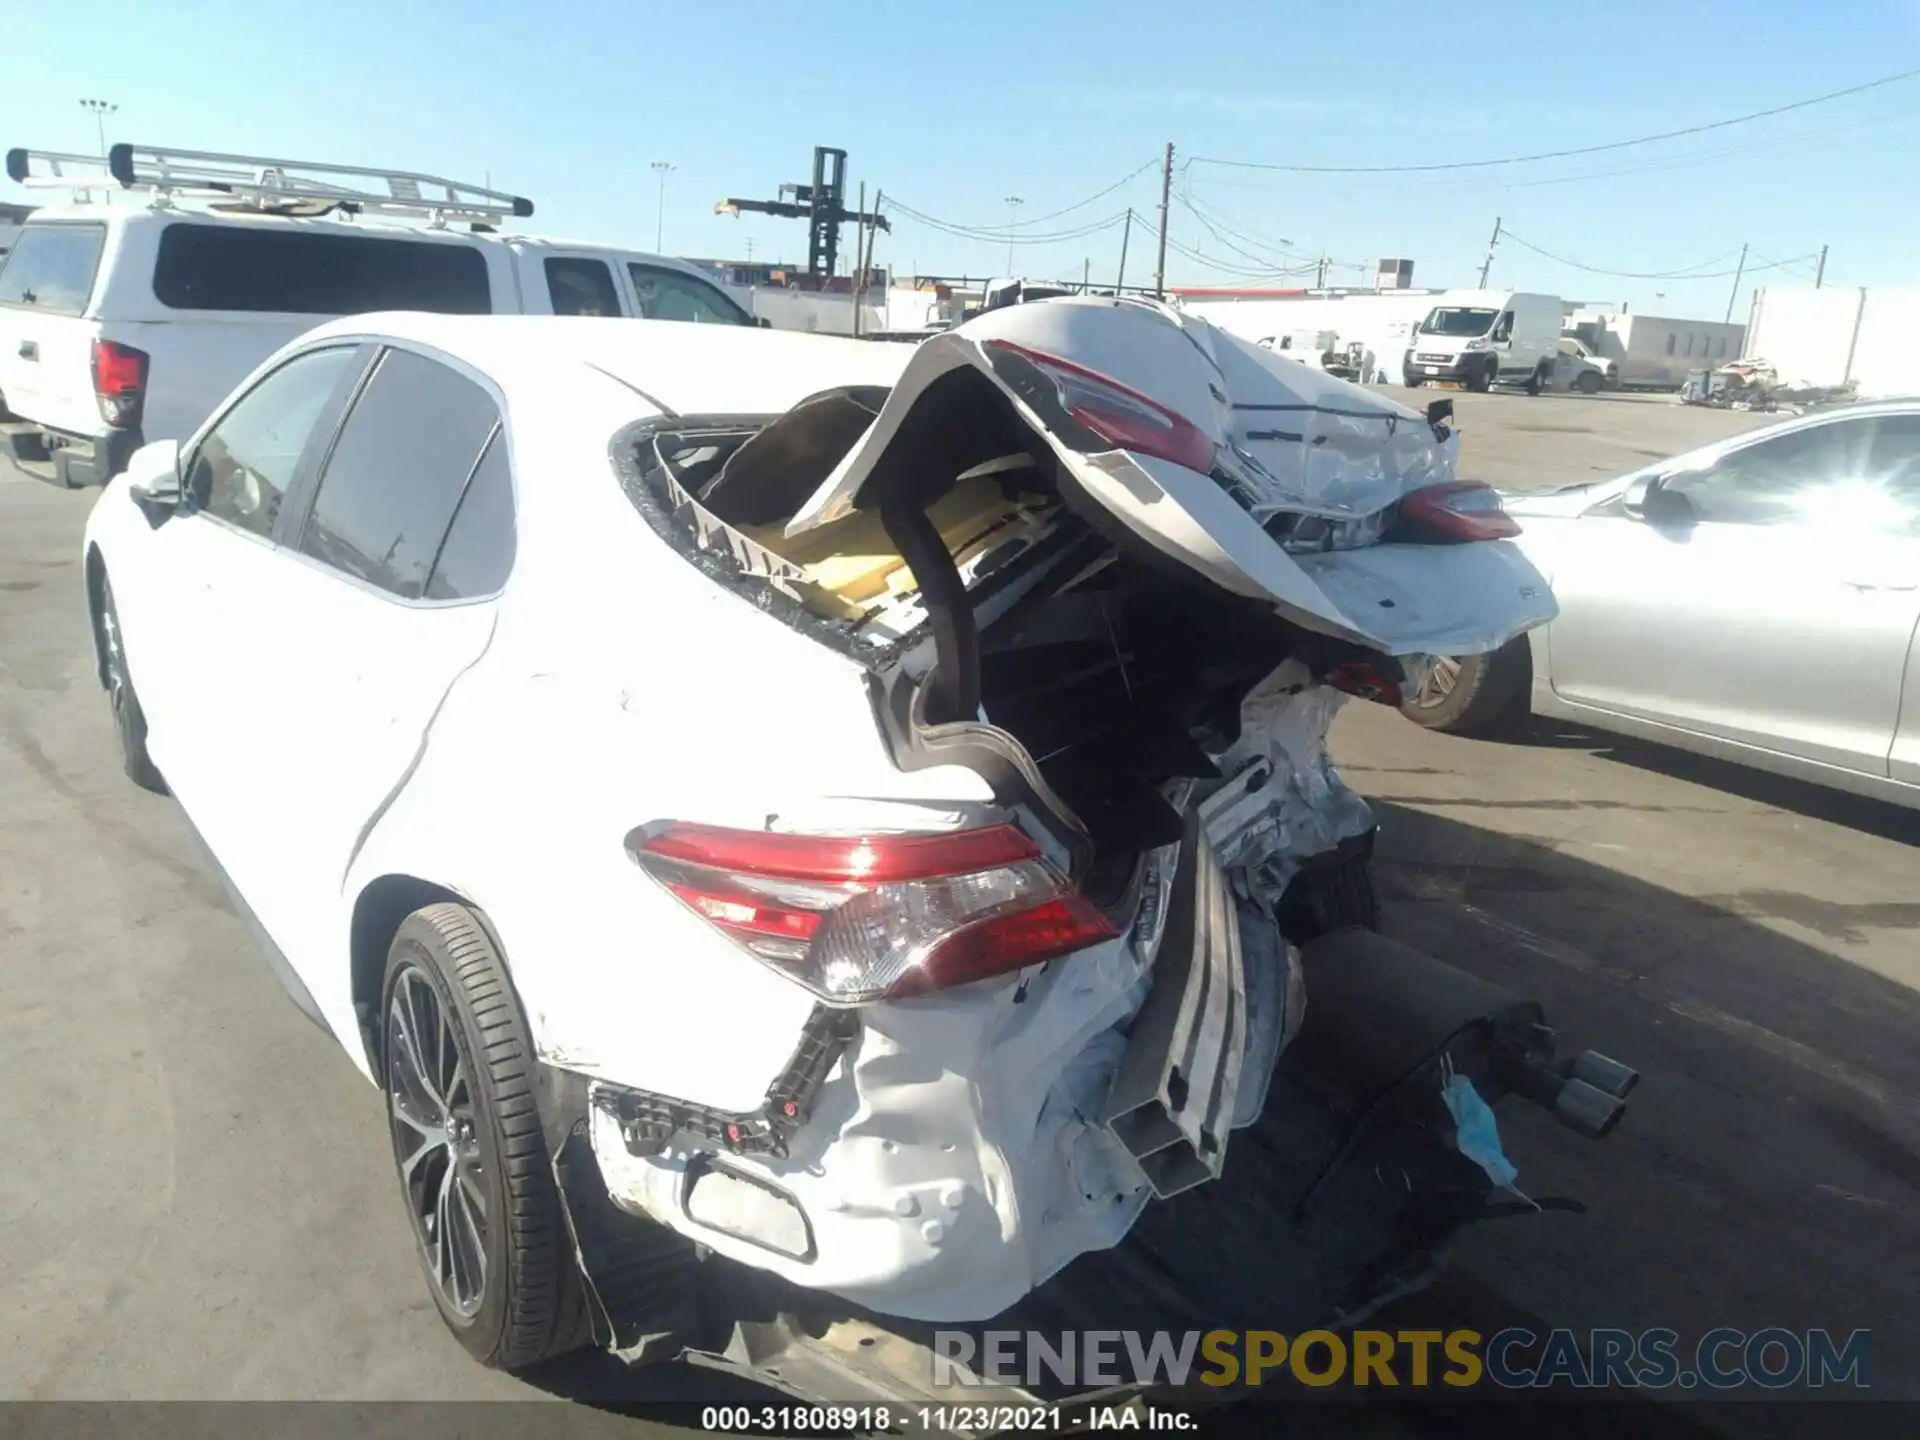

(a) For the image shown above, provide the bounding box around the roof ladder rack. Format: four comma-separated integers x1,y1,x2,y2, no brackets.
5,143,533,226
3,148,115,190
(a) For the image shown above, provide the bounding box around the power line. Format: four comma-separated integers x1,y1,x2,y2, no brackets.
1500,229,1820,281
884,157,1160,236
884,200,1131,245
1188,63,1920,174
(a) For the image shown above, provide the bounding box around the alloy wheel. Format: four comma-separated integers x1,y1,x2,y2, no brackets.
386,965,490,1319
1412,657,1463,709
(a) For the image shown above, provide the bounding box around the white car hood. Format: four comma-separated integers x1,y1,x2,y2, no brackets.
784,297,1551,657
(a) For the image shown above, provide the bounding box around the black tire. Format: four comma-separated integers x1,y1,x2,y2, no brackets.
381,904,589,1370
1400,638,1530,735
1524,364,1547,396
1465,361,1494,393
1575,369,1603,395
97,575,167,794
1405,376,1425,388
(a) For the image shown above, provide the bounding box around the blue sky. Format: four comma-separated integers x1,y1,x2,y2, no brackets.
9,0,1920,317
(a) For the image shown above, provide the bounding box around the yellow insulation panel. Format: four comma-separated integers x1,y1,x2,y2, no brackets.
744,476,1044,605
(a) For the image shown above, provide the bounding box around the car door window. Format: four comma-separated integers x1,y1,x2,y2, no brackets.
546,257,620,317
627,263,754,325
424,427,516,600
296,348,500,598
187,346,361,539
1862,414,1920,535
1664,419,1879,528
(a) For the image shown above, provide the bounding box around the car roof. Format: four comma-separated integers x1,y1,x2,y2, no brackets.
301,312,916,418
14,203,718,277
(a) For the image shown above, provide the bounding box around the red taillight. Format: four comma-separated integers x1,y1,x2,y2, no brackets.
635,822,1040,883
630,823,1117,1005
91,339,149,428
1397,481,1521,542
1327,660,1404,708
985,338,1217,474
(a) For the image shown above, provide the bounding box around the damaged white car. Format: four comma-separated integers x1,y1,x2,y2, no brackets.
81,298,1636,1401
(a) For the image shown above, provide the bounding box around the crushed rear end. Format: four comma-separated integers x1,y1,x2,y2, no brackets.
560,298,1632,1401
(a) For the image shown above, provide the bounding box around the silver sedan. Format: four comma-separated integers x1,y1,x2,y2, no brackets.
1402,400,1920,811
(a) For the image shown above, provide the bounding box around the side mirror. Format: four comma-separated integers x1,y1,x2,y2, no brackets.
1625,474,1696,528
126,440,184,516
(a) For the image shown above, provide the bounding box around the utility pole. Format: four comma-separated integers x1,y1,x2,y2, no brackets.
1725,242,1748,324
1115,208,1133,293
1003,196,1023,273
1082,256,1090,293
1315,254,1329,289
651,161,675,252
1814,244,1828,289
852,182,868,337
1477,216,1502,288
79,98,117,156
1153,141,1174,299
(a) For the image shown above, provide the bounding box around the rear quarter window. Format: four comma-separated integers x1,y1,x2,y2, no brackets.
0,222,108,315
152,222,493,315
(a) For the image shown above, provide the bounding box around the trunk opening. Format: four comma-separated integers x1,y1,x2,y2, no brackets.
615,373,1383,892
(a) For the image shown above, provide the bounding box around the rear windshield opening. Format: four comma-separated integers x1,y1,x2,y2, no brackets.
0,222,108,315
625,374,1064,643
151,221,493,315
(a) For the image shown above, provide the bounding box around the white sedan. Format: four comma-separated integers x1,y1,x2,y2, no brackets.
80,303,1573,1378
1402,401,1920,810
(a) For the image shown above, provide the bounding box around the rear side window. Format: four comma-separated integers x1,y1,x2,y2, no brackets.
425,428,516,599
546,257,620,317
0,223,107,314
627,263,754,325
153,223,492,315
297,348,500,598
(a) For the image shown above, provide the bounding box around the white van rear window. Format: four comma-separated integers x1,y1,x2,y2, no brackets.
152,222,492,315
0,222,108,315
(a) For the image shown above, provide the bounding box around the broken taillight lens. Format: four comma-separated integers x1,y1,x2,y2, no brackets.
1327,659,1404,708
984,338,1218,475
629,822,1119,1005
1396,481,1521,542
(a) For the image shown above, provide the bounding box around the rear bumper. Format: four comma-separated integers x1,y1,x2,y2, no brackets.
0,420,142,487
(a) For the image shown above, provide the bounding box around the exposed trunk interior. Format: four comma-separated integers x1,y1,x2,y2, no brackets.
622,368,1366,893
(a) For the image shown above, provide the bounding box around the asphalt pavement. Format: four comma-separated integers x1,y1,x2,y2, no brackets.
1,401,1915,1433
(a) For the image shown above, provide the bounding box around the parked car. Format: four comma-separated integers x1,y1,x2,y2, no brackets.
82,300,1632,1396
0,142,756,489
1557,337,1618,394
1403,401,1920,810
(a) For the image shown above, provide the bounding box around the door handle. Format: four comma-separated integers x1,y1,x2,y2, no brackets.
18,341,37,361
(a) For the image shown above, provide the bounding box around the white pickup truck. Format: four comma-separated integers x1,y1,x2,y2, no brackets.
0,143,761,488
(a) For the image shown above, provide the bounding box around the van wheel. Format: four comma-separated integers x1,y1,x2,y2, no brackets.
381,904,590,1369
1575,370,1603,394
1466,362,1494,393
1401,639,1530,735
1524,364,1548,396
98,576,167,793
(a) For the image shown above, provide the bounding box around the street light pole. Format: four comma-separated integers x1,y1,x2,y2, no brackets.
79,98,118,156
651,162,676,252
1003,195,1023,274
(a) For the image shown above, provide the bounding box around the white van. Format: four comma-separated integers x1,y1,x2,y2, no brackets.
1403,290,1562,394
0,144,760,488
